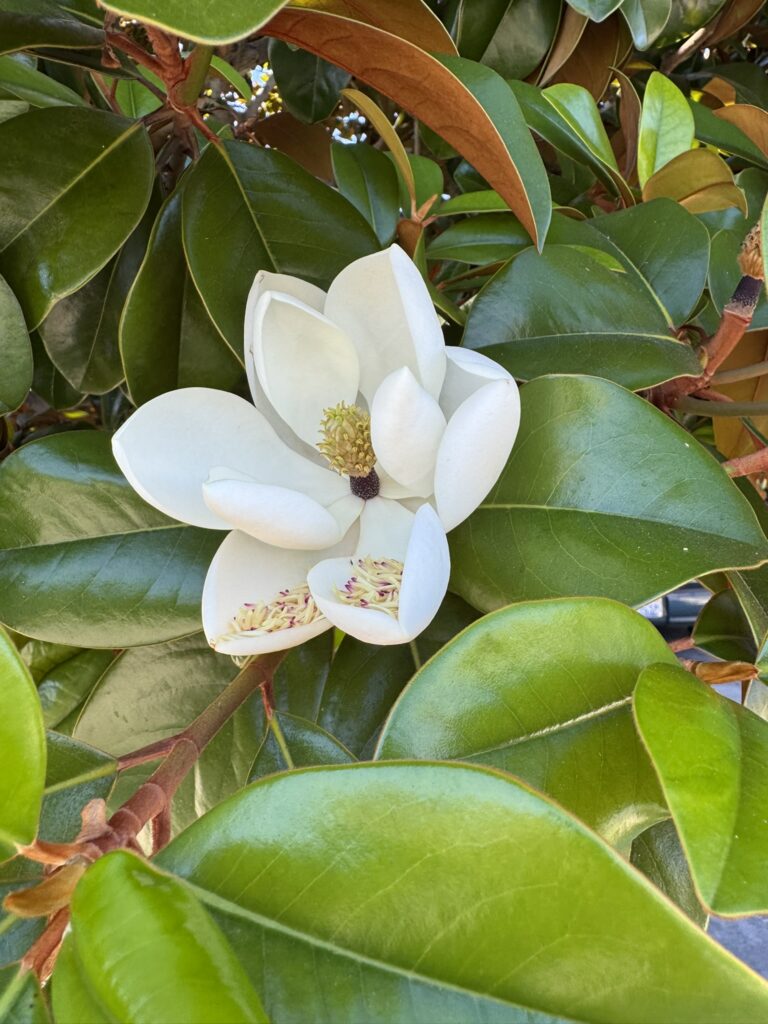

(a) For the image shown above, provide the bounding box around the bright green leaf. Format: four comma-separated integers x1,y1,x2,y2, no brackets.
331,141,400,246
638,71,695,187
99,0,288,44
427,212,530,263
635,662,768,915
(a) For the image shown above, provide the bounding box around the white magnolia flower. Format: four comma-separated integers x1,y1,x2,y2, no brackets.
112,246,520,653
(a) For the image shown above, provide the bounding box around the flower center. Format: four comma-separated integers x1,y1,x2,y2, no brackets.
216,583,322,643
317,401,379,498
334,556,404,617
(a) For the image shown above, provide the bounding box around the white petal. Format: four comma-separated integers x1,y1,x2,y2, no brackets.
440,347,511,419
324,246,446,402
398,504,450,638
202,478,346,550
434,378,521,532
203,530,351,656
253,291,359,448
370,368,446,494
112,388,349,531
307,499,445,646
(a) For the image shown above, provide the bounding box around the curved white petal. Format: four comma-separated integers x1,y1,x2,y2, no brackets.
434,378,521,532
203,530,352,656
202,479,346,550
308,499,445,646
112,388,349,531
253,291,359,448
398,504,450,638
324,246,446,402
371,368,446,493
440,347,511,419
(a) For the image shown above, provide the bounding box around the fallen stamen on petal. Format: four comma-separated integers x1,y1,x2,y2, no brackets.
215,582,322,645
334,556,404,618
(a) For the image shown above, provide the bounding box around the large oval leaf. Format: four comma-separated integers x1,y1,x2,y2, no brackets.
0,271,31,413
53,852,268,1023
0,107,153,328
0,0,104,56
159,762,768,1023
637,71,694,188
266,8,551,245
462,244,700,388
449,375,768,612
635,662,768,916
376,598,673,849
0,432,221,647
122,187,243,403
0,627,46,860
183,140,379,354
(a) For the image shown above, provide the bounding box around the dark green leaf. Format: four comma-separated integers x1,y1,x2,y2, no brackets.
0,0,103,56
0,107,153,328
692,589,756,662
183,140,378,354
121,188,244,405
22,640,115,728
463,243,700,388
450,375,768,612
272,631,334,721
0,965,50,1024
376,598,672,849
710,61,768,109
427,212,530,263
621,0,673,49
0,432,222,647
53,852,268,1023
0,53,86,107
39,732,115,842
249,711,354,780
159,762,768,1023
709,227,768,330
114,77,162,118
479,0,561,80
0,272,32,413
635,662,768,915
691,99,768,170
566,0,623,18
268,39,349,123
630,818,707,926
331,141,399,245
29,331,80,409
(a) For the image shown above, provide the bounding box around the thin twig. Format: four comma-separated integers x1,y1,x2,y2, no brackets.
723,447,768,478
677,396,768,417
712,360,768,386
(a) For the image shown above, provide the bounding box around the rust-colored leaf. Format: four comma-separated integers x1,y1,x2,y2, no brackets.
614,67,641,181
288,0,456,52
705,0,767,46
537,5,589,85
702,76,737,107
642,149,747,214
715,103,768,158
713,330,768,460
250,111,333,180
4,862,86,918
548,13,630,100
264,7,551,244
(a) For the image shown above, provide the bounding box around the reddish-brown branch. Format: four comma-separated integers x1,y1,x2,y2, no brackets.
723,447,768,479
21,908,70,984
681,659,759,684
668,635,695,653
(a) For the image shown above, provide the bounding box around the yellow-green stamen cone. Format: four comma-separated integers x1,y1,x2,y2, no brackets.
317,402,376,478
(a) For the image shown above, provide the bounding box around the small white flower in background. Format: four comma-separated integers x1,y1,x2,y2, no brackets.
112,246,520,653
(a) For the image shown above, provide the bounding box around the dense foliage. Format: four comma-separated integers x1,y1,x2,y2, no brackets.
2,0,768,1020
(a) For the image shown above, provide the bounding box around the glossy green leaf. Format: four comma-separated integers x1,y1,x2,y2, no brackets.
472,0,561,80
452,0,518,59
318,594,478,757
331,141,400,246
0,965,50,1024
268,39,349,123
450,375,768,612
691,99,768,170
159,762,768,1023
99,0,288,42
544,82,619,170
209,56,252,102
693,589,756,663
588,198,710,324
73,634,258,836
271,632,334,721
39,732,115,842
249,711,355,780
635,662,768,915
566,0,624,18
0,53,85,107
463,243,700,388
0,628,46,860
22,640,115,728
657,0,726,43
438,189,509,214
121,188,243,404
427,212,530,263
38,198,156,394
0,107,153,328
630,818,707,926
0,272,32,413
638,71,694,188
29,332,80,408
53,852,268,1023
114,77,162,118
0,0,103,56
376,598,671,848
393,152,443,214
183,140,378,354
0,432,222,647
621,0,673,48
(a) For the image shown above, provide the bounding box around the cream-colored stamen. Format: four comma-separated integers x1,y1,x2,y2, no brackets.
317,402,376,478
334,556,404,617
216,583,322,644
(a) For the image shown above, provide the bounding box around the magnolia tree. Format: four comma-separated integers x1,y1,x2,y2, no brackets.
3,0,768,1021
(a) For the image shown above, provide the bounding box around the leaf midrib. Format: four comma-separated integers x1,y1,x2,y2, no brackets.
0,521,192,553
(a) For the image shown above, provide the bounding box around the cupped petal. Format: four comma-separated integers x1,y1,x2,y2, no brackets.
203,529,352,656
357,496,415,559
253,291,359,447
434,378,521,532
398,504,450,638
370,367,446,494
202,478,350,550
324,246,446,401
112,388,349,531
440,347,512,419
